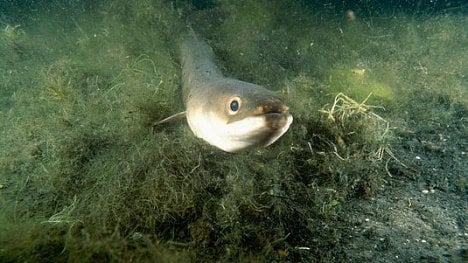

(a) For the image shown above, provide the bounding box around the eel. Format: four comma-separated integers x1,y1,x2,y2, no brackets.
179,33,293,152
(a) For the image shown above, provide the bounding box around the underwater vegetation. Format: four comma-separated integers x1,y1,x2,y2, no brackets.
0,0,466,262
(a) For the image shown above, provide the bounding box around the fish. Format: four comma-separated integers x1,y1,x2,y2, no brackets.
177,33,293,153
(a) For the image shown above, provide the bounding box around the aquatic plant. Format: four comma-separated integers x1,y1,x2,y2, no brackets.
1,0,466,262
1,23,26,55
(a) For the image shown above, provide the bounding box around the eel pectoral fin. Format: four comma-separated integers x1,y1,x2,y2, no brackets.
153,111,186,126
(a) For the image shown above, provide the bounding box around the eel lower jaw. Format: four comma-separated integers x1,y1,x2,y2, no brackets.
260,112,293,146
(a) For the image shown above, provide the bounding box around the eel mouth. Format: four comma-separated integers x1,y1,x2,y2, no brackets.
264,112,292,130
256,112,293,148
244,99,293,141
257,101,291,130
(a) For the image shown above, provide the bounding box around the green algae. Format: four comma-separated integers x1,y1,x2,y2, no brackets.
0,1,466,262
327,68,395,102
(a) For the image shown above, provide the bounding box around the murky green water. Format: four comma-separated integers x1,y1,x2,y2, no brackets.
1,1,466,262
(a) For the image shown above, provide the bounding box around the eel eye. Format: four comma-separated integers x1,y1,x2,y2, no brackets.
230,100,239,111
228,97,241,114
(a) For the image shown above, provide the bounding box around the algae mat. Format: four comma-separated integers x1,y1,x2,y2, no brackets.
0,1,466,262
